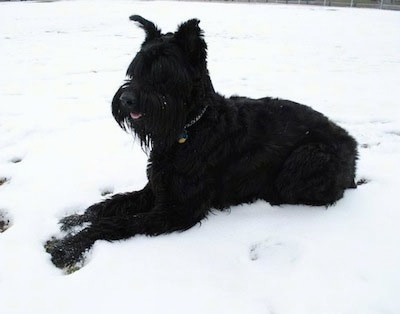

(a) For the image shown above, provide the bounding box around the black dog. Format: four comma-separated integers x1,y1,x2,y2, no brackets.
46,16,357,269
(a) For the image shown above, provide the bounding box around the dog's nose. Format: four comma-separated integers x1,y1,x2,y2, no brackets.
119,91,136,108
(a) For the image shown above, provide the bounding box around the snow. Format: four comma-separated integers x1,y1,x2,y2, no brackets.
1,1,400,313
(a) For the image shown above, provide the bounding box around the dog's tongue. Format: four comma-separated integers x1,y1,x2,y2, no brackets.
130,112,142,120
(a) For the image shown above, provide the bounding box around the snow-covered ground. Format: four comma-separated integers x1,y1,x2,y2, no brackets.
1,1,399,313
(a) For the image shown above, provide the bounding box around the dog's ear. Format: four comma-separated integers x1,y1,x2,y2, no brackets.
175,19,207,65
130,15,161,42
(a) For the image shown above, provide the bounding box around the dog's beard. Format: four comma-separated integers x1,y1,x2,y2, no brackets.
112,90,188,150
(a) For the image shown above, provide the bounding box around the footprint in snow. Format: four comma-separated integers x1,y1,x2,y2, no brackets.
360,142,380,149
249,238,301,269
100,187,114,197
0,211,11,233
10,157,23,164
385,130,400,137
356,178,370,186
0,177,10,186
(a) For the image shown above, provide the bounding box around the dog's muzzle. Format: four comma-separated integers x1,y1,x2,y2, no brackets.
119,91,142,120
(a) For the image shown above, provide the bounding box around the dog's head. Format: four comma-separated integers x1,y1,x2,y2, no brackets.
112,15,214,149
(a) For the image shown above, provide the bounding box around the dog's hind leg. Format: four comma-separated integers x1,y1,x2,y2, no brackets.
274,143,355,206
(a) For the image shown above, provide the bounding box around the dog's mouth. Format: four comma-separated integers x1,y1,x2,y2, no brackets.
130,112,142,120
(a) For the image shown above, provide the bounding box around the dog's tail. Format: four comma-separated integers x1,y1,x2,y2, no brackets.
129,15,161,41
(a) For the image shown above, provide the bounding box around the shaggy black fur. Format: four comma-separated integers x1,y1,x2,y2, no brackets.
46,16,357,269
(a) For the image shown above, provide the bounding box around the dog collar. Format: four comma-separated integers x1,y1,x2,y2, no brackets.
178,106,208,144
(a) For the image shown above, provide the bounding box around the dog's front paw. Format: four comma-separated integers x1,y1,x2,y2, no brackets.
59,214,87,232
59,210,96,232
45,234,92,273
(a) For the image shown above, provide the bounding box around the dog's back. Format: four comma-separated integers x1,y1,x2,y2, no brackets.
191,94,358,208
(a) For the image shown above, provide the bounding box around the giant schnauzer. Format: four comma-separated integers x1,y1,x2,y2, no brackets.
46,16,358,270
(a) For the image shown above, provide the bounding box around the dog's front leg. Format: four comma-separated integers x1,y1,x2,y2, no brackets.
90,206,207,239
45,227,97,269
59,183,154,231
47,204,206,269
46,184,155,268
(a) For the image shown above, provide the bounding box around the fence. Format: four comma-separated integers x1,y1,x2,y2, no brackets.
185,0,400,10
273,0,400,10
2,0,400,9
